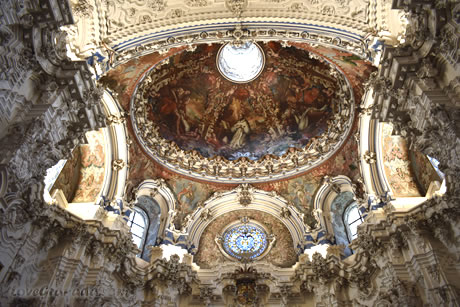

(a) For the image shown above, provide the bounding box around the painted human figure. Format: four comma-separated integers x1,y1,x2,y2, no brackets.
230,118,250,149
171,87,190,134
294,105,327,130
177,182,195,210
292,182,307,207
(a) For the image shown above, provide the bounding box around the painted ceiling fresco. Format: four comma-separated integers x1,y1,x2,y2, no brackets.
125,126,361,230
381,123,421,197
72,130,106,203
51,147,81,202
194,210,297,269
51,130,106,203
103,40,374,230
140,42,337,161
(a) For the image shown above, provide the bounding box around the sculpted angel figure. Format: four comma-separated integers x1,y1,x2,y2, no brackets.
230,118,250,149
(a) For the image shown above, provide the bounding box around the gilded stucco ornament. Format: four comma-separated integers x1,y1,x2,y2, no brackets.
185,0,208,7
131,43,356,183
226,0,247,17
236,184,254,206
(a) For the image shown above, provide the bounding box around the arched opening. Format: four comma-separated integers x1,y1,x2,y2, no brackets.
127,207,149,256
329,191,357,257
134,195,162,261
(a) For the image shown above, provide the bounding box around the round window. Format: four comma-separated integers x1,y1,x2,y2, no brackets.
217,42,265,83
222,223,268,260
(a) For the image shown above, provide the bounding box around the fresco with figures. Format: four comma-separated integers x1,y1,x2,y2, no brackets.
51,147,81,202
72,130,107,203
254,133,361,229
101,41,373,230
124,128,361,230
382,124,421,197
143,42,337,161
51,130,107,203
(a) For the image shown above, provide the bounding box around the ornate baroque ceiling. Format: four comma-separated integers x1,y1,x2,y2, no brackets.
99,39,375,230
131,42,355,183
61,0,385,268
67,0,401,55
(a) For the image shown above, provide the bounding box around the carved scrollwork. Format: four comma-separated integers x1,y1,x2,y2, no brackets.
226,0,247,17
112,159,126,171
185,0,208,7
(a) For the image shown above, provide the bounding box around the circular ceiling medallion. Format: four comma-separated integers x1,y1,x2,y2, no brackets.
222,223,268,260
216,42,265,83
130,42,355,183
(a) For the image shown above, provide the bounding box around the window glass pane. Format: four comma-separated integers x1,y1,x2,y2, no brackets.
133,213,146,227
132,236,142,248
347,207,360,222
44,160,67,191
131,223,144,237
217,42,265,83
427,155,445,179
128,208,148,253
345,204,363,241
222,224,268,260
43,160,67,203
349,221,359,237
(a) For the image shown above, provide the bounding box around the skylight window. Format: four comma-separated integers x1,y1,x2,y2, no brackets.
43,160,67,203
217,42,265,83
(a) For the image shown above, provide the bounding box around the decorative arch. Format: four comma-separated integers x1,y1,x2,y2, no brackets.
312,175,363,244
99,90,129,202
183,184,307,254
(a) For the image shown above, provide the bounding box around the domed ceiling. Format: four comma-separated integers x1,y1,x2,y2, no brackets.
101,40,374,229
130,42,355,183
